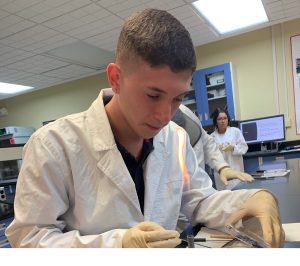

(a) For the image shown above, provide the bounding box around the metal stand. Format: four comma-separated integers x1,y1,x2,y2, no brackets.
187,235,195,248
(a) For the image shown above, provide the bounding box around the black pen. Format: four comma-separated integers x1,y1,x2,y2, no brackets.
180,238,212,248
194,237,231,242
253,176,275,180
194,237,207,242
182,237,230,242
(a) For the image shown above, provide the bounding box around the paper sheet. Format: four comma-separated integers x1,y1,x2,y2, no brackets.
283,223,300,242
261,169,290,177
194,227,233,248
252,169,290,178
194,223,300,247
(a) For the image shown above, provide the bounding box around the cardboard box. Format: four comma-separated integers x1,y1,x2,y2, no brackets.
209,73,224,85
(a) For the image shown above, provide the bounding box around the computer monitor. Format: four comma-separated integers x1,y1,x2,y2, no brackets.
239,114,285,145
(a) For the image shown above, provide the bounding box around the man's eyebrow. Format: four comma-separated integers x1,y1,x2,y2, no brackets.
147,87,166,94
147,87,189,97
177,91,189,98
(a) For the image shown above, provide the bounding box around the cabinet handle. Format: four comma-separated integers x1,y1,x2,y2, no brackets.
205,113,208,120
199,114,202,121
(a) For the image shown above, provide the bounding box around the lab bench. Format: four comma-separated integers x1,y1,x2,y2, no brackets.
243,148,300,173
235,158,300,248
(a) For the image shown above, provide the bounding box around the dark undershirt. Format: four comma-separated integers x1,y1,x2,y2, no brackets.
116,139,154,214
103,94,154,214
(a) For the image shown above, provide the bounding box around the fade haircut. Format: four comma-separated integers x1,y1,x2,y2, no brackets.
116,9,196,73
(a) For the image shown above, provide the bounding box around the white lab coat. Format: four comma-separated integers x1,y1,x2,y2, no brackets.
177,105,230,231
179,105,228,171
6,89,257,248
211,127,248,190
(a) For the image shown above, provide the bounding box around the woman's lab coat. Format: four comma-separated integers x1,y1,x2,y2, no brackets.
211,127,248,190
179,104,228,171
6,89,257,248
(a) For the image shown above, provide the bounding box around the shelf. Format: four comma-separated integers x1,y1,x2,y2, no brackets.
0,174,17,180
0,134,13,141
183,99,196,105
206,82,225,88
0,199,14,206
208,96,227,101
207,87,225,92
0,147,23,161
185,90,195,97
0,178,17,185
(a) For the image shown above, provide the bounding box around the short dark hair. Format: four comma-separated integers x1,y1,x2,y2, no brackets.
116,9,196,72
211,107,231,128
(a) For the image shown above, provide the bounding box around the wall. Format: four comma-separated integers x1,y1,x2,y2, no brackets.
0,18,300,141
0,73,108,130
195,27,275,119
195,18,300,141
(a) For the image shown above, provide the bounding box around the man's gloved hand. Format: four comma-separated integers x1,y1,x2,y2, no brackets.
219,167,254,185
222,143,234,152
225,191,285,247
122,221,181,248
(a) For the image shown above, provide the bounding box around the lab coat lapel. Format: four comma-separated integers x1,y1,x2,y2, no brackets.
96,149,143,217
88,90,143,217
143,137,170,220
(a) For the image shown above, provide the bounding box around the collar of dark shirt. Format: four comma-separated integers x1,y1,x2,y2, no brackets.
116,139,154,163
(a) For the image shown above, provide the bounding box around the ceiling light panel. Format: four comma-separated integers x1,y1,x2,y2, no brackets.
0,82,33,94
192,0,269,34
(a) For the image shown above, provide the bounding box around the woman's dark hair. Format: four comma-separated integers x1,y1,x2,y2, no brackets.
211,107,231,128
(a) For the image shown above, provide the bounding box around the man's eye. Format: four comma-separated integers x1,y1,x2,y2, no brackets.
174,97,184,102
147,95,159,99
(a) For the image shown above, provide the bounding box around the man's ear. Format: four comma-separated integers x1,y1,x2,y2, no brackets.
107,63,121,93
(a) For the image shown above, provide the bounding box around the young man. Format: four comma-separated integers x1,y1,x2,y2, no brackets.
6,9,284,248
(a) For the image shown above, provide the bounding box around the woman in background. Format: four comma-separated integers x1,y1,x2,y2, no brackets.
211,108,248,190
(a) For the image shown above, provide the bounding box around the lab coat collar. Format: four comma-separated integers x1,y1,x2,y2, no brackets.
86,89,117,152
88,89,142,215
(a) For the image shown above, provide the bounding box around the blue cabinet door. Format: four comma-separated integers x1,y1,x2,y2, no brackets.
193,62,235,126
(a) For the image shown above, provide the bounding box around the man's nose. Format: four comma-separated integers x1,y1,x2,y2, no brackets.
154,102,172,124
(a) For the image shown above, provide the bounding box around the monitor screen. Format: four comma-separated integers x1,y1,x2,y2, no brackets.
239,114,285,144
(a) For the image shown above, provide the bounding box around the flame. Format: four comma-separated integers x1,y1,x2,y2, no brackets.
177,128,190,191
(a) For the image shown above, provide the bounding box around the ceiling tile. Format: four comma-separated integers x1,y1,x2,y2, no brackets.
1,0,300,100
1,0,43,13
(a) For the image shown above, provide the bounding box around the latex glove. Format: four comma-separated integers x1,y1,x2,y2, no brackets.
122,221,181,248
218,144,224,151
222,143,234,152
225,191,285,248
219,167,254,186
